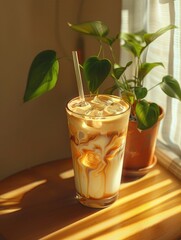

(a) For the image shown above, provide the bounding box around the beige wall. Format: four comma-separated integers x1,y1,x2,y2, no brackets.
0,0,121,180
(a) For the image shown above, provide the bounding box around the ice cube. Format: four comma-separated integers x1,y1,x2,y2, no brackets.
104,103,125,115
81,151,101,169
91,96,105,109
72,101,92,114
78,131,85,140
91,120,102,128
89,109,103,117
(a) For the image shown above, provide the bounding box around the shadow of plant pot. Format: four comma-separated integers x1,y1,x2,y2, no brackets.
123,106,164,178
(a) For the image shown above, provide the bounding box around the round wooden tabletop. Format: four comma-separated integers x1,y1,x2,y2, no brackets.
0,158,181,240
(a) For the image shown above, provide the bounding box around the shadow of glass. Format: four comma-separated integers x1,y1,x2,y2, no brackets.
0,158,99,240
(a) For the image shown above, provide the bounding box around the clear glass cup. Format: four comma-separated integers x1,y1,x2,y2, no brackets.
66,94,130,208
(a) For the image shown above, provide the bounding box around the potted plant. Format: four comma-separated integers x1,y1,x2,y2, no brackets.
24,21,181,177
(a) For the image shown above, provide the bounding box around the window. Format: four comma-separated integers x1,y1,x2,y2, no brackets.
121,0,181,179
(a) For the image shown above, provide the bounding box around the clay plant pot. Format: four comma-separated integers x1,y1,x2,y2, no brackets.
123,107,164,178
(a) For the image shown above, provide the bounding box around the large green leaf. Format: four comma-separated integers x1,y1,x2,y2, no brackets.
121,25,176,58
160,75,181,100
138,62,164,81
134,87,148,100
83,56,111,93
121,38,143,58
23,50,59,102
135,100,160,130
113,62,132,79
144,25,176,45
68,21,109,38
121,32,144,44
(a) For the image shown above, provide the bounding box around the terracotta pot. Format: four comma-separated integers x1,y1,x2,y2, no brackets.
123,107,164,177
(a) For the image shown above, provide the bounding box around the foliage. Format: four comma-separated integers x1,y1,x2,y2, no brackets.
68,21,181,129
24,50,59,102
23,21,181,130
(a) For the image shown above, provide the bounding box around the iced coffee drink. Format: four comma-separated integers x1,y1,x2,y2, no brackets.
66,95,130,208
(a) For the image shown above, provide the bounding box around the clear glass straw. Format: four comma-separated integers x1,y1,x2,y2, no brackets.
72,51,85,102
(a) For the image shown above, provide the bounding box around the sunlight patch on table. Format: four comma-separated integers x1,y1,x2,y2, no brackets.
40,185,181,240
0,180,46,215
98,205,181,239
59,169,74,179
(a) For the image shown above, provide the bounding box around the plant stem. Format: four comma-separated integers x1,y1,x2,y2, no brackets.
148,82,161,92
109,45,116,64
98,43,103,57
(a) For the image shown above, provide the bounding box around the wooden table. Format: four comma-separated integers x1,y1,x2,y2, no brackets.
0,158,181,240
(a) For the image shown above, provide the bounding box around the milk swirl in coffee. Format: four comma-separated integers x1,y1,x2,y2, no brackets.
66,95,130,208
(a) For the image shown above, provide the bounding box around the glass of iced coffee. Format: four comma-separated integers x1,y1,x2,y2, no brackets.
66,94,130,208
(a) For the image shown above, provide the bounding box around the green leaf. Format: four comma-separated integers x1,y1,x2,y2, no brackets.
121,90,135,105
24,50,59,102
121,32,144,44
103,85,118,95
100,35,120,46
68,21,109,38
113,62,132,79
121,38,143,58
135,87,148,100
135,100,160,130
138,62,164,81
144,25,176,45
83,56,111,93
121,25,176,57
160,75,181,100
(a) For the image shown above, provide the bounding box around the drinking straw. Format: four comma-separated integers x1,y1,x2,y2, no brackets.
72,51,85,102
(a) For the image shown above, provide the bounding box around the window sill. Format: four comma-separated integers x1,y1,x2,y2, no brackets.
156,141,181,181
